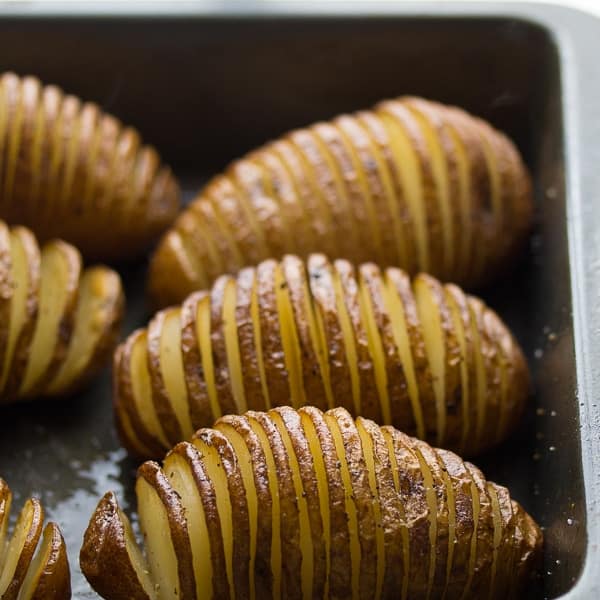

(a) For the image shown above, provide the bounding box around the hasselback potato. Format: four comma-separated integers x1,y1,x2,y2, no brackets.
0,220,123,403
148,96,532,307
115,254,528,458
0,479,71,600
81,406,542,600
0,72,180,261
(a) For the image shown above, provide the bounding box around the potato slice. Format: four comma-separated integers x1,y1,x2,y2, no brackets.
114,329,169,457
403,98,458,278
190,431,236,598
217,415,274,598
80,492,154,600
0,221,13,373
281,255,330,409
208,173,268,268
0,227,40,401
271,139,328,256
180,291,220,426
274,262,306,408
136,462,195,600
301,406,351,599
45,266,123,396
17,522,70,600
333,258,381,422
357,111,412,272
20,240,80,396
0,480,12,574
163,450,213,600
249,410,303,599
0,499,44,599
269,409,315,599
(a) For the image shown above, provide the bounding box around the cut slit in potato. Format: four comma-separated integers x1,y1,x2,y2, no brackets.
44,266,123,396
20,241,80,396
82,407,543,600
0,480,70,600
117,254,530,459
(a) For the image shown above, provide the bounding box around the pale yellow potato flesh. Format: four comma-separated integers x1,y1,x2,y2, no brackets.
45,266,122,396
136,477,180,600
0,499,41,596
130,331,171,450
159,308,195,439
0,229,36,394
20,241,80,395
191,436,235,598
164,453,212,600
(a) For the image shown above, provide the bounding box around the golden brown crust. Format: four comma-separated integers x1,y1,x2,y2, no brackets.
0,479,70,600
80,492,150,600
149,96,533,308
0,72,180,262
83,408,542,600
119,254,530,459
0,220,123,405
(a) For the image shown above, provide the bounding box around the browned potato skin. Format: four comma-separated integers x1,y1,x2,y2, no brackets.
80,492,150,600
0,479,71,600
115,254,530,459
0,221,124,404
81,407,542,600
148,96,532,308
0,72,180,262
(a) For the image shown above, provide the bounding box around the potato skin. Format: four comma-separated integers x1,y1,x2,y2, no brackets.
0,72,180,262
116,254,529,459
148,96,532,308
0,220,124,404
0,479,70,600
81,407,542,600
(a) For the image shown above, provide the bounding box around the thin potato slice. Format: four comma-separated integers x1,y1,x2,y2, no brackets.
0,481,69,600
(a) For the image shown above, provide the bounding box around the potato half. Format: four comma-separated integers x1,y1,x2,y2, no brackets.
81,406,542,600
0,220,124,404
0,478,71,600
0,72,180,261
148,96,532,307
115,254,529,458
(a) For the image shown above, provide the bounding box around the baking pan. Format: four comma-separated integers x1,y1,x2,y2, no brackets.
0,2,599,598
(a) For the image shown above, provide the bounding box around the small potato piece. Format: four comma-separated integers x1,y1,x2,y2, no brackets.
0,72,180,262
0,219,124,405
81,407,543,600
149,96,532,308
0,479,70,600
115,254,529,459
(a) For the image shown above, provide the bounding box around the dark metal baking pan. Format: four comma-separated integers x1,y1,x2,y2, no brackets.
0,2,599,598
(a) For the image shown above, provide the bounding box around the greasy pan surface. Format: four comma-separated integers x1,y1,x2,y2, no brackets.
0,3,599,598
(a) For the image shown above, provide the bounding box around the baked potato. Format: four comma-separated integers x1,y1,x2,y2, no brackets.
81,405,542,599
0,72,180,261
115,254,528,458
0,220,124,404
0,478,71,599
148,96,532,307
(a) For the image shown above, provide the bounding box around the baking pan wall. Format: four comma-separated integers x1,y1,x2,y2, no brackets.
0,11,584,598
